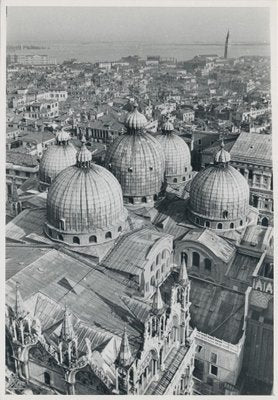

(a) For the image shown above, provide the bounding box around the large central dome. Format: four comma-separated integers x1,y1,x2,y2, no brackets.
104,104,165,206
188,143,250,230
45,137,127,246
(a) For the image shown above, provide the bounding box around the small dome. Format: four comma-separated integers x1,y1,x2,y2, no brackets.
45,144,127,246
39,130,77,188
156,133,191,186
125,103,148,132
189,161,250,230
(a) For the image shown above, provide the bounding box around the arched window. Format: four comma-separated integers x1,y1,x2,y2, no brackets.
240,220,243,226
262,217,269,227
156,270,160,280
151,276,155,286
89,235,97,243
204,258,211,272
73,236,80,244
162,250,167,259
142,196,147,203
44,372,51,385
173,178,177,183
151,263,154,272
181,252,188,264
196,217,200,225
118,226,122,232
58,234,64,241
154,194,158,201
145,283,149,293
161,264,165,273
128,197,134,204
59,219,65,230
183,177,186,181
105,232,112,239
185,167,187,172
230,222,234,229
205,221,210,228
156,253,161,265
193,252,200,267
217,223,222,229
223,210,228,219
48,228,52,237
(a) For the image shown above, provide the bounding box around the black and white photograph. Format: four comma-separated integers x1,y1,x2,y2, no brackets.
2,0,275,396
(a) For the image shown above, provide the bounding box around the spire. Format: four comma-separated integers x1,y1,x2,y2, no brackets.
224,29,229,59
60,307,75,342
15,283,26,320
179,258,189,285
152,285,164,313
117,326,132,367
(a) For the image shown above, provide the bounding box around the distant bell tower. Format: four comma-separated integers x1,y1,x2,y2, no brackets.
224,30,229,59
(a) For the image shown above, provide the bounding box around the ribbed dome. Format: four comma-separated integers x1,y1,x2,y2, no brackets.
156,132,192,186
189,163,250,230
125,103,148,132
104,107,165,206
45,145,127,246
39,131,77,188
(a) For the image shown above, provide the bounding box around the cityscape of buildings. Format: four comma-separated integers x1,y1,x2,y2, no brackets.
5,20,273,397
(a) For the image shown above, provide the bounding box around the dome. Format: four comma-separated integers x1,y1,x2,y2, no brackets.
156,121,192,186
104,105,165,206
188,148,250,230
39,130,77,189
45,142,127,246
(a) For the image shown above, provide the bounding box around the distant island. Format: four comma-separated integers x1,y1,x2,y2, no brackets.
7,45,49,50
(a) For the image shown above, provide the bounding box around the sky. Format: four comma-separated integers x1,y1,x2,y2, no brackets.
7,7,270,44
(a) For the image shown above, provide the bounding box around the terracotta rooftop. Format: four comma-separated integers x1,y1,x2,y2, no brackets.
6,150,39,167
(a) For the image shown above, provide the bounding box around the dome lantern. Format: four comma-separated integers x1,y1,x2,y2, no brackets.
76,135,92,168
125,102,148,134
214,140,231,165
162,115,174,134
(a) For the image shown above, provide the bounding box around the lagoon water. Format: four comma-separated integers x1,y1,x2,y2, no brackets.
8,41,270,64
